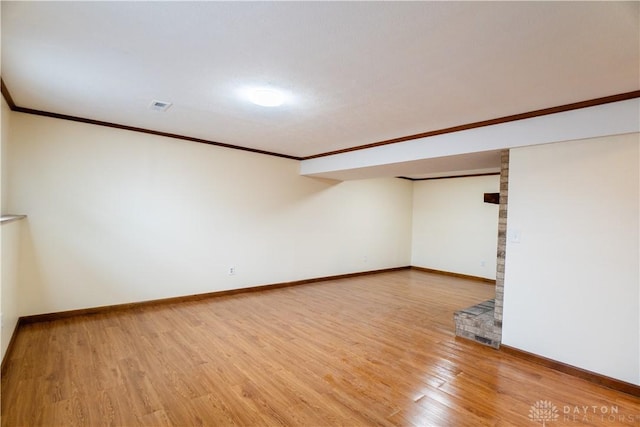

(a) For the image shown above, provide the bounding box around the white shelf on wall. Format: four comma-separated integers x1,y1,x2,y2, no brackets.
0,215,26,224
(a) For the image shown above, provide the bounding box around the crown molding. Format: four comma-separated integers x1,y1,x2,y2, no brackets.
303,90,640,160
3,78,638,162
0,78,300,161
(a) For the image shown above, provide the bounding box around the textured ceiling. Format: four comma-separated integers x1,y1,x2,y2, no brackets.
2,1,639,164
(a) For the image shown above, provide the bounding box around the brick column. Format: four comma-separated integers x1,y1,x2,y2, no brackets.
494,149,509,329
453,149,509,348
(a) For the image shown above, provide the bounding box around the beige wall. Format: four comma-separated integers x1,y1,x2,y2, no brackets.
1,219,22,361
1,97,23,360
8,105,637,385
502,133,640,385
1,97,7,213
411,175,499,279
6,112,413,316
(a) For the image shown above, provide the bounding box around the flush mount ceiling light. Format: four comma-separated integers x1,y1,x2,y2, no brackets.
247,88,286,107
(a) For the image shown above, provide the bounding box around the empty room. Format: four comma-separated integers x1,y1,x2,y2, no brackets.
1,2,639,426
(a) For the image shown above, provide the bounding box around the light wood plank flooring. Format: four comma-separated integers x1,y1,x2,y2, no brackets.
2,270,639,426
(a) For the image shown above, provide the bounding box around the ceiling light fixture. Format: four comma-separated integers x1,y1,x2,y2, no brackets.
247,88,285,107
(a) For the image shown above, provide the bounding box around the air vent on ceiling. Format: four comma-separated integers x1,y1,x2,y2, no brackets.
149,100,172,112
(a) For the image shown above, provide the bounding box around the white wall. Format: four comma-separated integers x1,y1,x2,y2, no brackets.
7,112,413,316
1,97,23,361
411,175,499,279
9,105,638,385
1,219,22,361
502,133,640,385
1,96,7,213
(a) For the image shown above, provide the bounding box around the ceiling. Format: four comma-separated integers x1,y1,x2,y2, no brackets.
2,1,639,178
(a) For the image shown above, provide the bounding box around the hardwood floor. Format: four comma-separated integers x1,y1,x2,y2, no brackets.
2,270,639,426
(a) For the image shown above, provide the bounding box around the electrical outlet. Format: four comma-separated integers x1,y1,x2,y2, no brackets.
228,267,236,275
480,260,486,267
